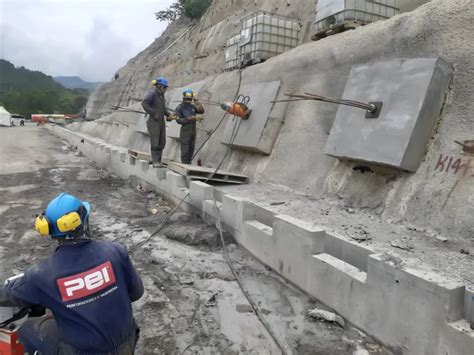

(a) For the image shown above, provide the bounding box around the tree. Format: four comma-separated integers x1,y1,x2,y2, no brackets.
155,0,211,22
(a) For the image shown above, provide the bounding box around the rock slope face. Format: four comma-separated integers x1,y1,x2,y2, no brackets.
77,0,474,240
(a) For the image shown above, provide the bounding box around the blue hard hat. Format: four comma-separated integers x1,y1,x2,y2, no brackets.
155,76,169,87
45,193,91,238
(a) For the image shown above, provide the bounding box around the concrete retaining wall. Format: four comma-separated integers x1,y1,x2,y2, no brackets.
49,125,474,355
72,0,474,243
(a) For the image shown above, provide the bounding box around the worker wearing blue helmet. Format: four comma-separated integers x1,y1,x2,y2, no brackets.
0,193,144,354
175,88,205,164
142,76,175,168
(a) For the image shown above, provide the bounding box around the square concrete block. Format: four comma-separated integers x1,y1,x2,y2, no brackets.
139,160,149,172
105,146,111,154
202,199,221,225
221,81,282,154
325,58,453,172
221,194,247,232
463,287,474,321
129,155,136,166
155,167,167,180
120,152,127,162
167,171,186,196
242,220,274,265
272,214,326,290
366,254,466,353
189,181,214,209
308,253,367,315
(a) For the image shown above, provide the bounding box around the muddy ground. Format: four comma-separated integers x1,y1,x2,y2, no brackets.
0,125,391,354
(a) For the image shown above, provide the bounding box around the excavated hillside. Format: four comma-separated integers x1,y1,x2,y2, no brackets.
76,0,473,267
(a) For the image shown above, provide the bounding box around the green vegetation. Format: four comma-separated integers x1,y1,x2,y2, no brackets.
0,59,89,118
155,0,212,22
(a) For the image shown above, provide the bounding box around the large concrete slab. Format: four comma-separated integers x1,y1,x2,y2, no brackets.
325,58,452,172
221,81,282,154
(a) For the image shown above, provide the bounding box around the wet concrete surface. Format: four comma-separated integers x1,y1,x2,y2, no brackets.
0,125,392,354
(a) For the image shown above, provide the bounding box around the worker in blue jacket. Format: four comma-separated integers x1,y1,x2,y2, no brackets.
0,193,144,354
175,89,205,164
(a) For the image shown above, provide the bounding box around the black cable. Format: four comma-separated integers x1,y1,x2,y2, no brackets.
191,69,243,160
213,201,287,354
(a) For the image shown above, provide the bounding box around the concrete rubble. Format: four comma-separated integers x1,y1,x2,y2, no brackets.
307,308,346,328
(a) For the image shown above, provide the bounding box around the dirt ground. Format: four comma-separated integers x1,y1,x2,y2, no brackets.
0,125,392,354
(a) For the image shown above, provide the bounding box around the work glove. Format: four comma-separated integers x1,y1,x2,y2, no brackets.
166,113,177,122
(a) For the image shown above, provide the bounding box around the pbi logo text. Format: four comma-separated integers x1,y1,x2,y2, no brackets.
57,261,116,302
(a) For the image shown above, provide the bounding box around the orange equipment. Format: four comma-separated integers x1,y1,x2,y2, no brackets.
220,95,252,119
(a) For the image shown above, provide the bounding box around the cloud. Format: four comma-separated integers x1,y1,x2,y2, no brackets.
0,0,174,81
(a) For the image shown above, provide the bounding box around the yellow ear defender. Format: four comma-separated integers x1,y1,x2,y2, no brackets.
34,211,83,236
56,212,82,233
151,79,157,86
35,215,50,236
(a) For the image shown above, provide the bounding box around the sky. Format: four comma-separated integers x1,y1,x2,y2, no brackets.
0,0,175,82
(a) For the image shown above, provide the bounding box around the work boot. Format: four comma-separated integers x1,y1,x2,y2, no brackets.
152,163,162,168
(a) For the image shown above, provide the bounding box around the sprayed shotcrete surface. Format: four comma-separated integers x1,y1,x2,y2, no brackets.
0,125,394,354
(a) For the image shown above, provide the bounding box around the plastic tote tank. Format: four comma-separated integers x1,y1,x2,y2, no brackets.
225,33,241,71
314,0,399,33
239,12,300,66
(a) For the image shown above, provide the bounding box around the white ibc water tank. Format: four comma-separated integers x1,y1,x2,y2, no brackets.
239,12,300,66
224,34,241,71
224,12,301,70
314,0,399,33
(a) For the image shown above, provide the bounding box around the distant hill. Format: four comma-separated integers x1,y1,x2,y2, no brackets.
0,59,89,117
53,76,102,90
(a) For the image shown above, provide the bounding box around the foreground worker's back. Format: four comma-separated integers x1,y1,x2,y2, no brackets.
14,239,143,352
